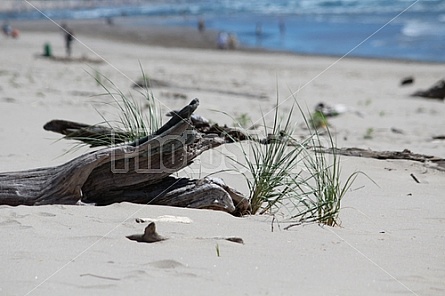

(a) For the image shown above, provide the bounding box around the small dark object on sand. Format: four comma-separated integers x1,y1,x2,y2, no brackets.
432,135,445,140
315,102,344,117
410,173,420,184
391,127,404,134
411,79,445,100
126,222,166,243
225,237,244,244
400,76,414,86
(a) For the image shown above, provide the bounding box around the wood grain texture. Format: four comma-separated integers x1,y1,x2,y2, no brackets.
0,99,250,214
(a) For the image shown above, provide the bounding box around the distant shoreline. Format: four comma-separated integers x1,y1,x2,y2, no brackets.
3,1,445,64
10,18,445,66
0,0,149,13
13,18,220,51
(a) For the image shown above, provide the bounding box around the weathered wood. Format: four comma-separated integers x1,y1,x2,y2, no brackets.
97,176,248,214
0,99,250,214
8,96,442,216
411,79,445,100
43,115,445,172
43,120,128,147
44,114,250,147
314,147,445,170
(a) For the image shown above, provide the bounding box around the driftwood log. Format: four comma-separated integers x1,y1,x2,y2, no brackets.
411,79,445,100
43,112,445,173
0,99,250,215
43,112,249,146
314,147,445,171
3,99,443,214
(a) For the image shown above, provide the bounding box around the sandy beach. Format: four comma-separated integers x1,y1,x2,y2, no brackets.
1,19,445,295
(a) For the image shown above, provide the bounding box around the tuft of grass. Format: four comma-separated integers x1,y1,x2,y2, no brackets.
233,113,251,128
289,109,363,226
363,127,374,140
60,68,163,151
229,98,364,226
94,68,103,87
240,103,305,215
309,110,329,129
89,69,162,146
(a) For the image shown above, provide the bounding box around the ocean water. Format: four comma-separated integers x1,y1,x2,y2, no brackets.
2,0,445,63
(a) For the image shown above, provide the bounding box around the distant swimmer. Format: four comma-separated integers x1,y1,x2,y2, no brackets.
279,18,285,35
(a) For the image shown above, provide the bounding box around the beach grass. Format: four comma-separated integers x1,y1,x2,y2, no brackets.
68,72,360,226
291,107,362,226
233,103,305,215
88,69,162,146
60,69,162,149
229,99,362,226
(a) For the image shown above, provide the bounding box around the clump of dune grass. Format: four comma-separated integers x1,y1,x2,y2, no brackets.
288,106,362,226
231,99,363,226
60,69,162,150
87,69,162,146
233,104,305,215
363,127,374,139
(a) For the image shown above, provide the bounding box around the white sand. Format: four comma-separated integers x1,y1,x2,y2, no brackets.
1,27,445,296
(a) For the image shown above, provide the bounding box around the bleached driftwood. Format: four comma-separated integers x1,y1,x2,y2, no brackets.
0,99,250,215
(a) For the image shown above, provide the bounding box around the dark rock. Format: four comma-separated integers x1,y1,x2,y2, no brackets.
126,222,166,243
400,76,414,86
412,79,445,100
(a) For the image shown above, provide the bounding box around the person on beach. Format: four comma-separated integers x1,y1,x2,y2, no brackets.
2,22,12,37
255,22,263,37
61,23,74,57
198,18,205,32
255,22,263,45
279,18,285,35
228,33,238,49
10,28,20,39
217,31,229,49
106,17,114,26
2,22,19,39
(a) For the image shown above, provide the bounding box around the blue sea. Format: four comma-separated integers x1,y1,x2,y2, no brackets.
2,0,445,63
